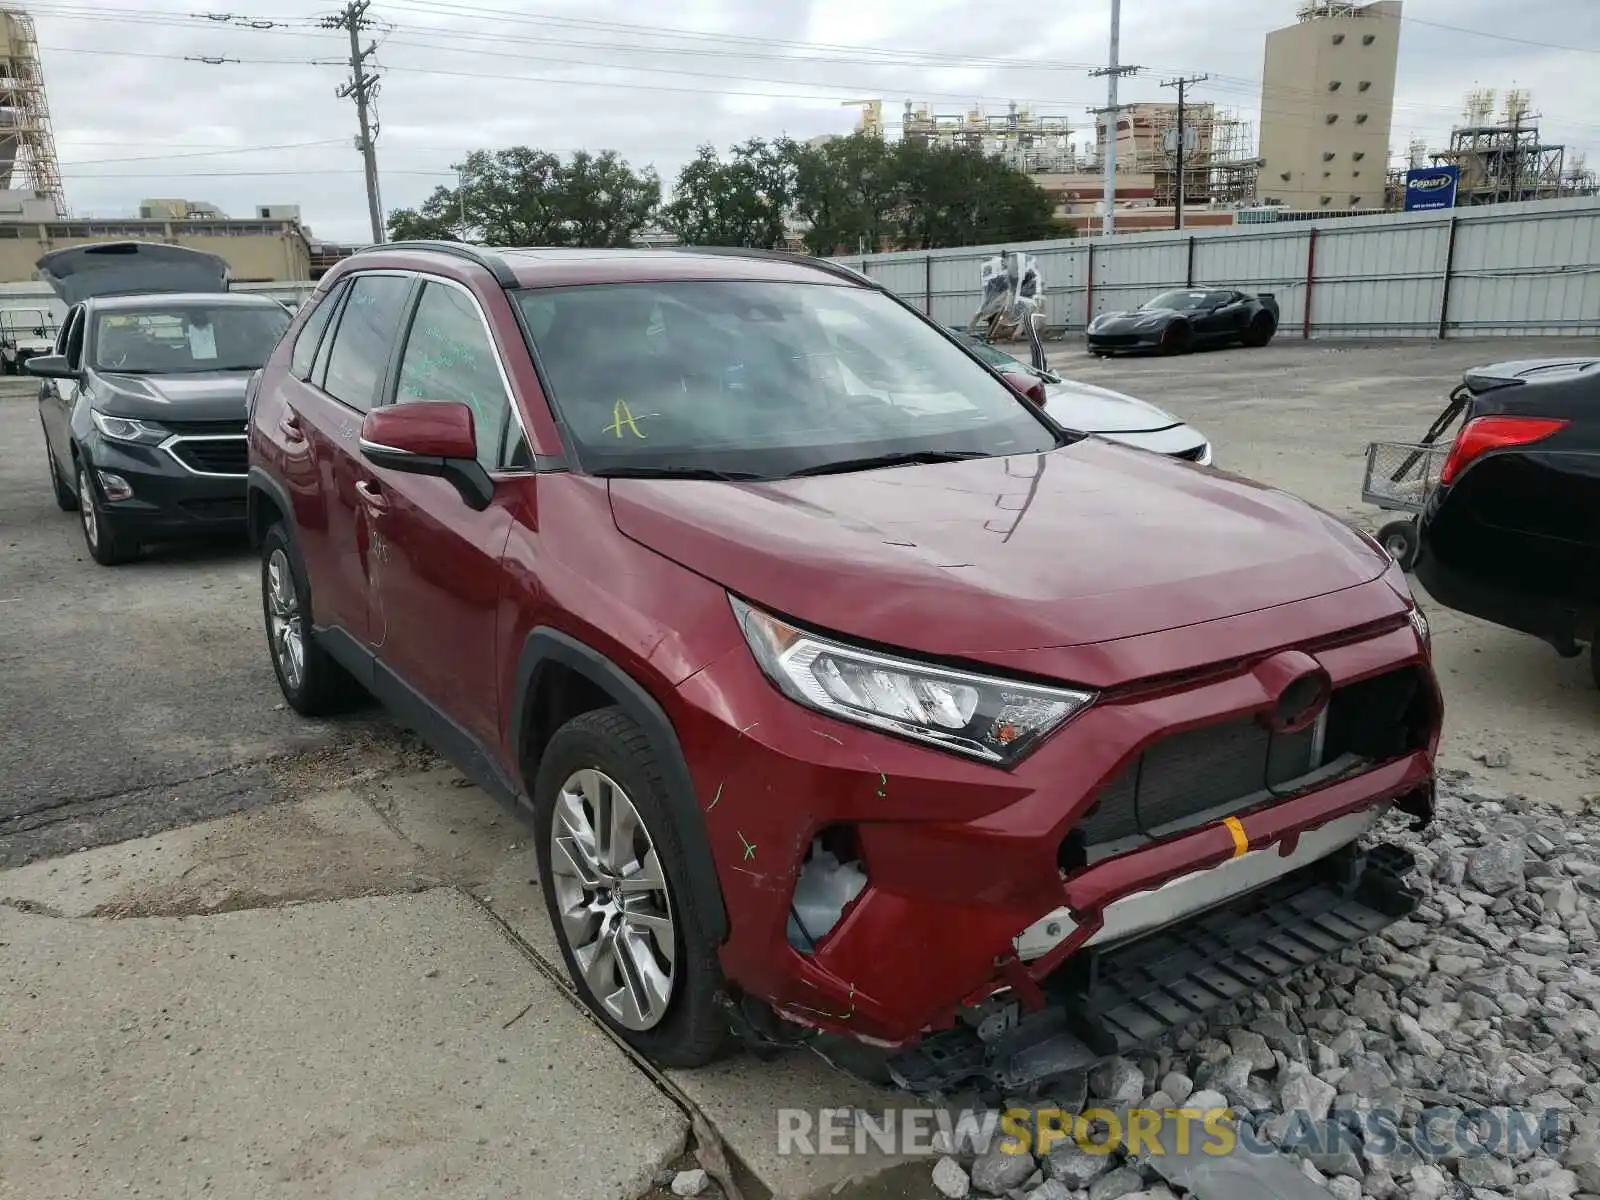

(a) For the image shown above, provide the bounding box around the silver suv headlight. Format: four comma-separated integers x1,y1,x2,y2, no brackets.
730,596,1095,765
91,410,169,445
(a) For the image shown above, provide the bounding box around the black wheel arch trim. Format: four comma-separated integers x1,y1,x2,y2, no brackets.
511,627,730,943
247,465,295,550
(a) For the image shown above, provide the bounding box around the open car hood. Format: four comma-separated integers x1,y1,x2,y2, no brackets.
36,242,231,305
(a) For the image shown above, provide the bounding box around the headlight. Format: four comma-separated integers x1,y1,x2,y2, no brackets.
91,410,169,445
730,596,1095,765
1194,441,1213,467
1408,603,1430,650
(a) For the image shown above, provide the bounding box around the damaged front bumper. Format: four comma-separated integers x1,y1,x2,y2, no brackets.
669,603,1440,1077
885,835,1421,1097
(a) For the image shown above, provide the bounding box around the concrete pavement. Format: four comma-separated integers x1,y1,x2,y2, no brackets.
0,789,690,1200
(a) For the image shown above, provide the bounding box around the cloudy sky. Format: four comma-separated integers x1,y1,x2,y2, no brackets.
30,0,1600,243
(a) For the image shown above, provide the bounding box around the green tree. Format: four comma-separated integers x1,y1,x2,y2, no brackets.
790,132,904,256
386,147,660,247
660,137,800,248
894,140,1065,249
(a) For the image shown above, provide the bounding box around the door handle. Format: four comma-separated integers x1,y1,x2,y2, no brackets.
355,479,388,512
279,410,306,443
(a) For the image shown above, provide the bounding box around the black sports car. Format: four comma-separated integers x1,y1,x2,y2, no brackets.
1415,356,1600,688
1086,288,1279,355
28,241,292,566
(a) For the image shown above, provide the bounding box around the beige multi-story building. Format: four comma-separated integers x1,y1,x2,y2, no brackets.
1257,1,1402,211
0,190,312,283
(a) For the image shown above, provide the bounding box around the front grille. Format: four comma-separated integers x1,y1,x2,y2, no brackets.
1066,666,1430,863
162,419,247,437
168,436,247,476
1089,334,1141,347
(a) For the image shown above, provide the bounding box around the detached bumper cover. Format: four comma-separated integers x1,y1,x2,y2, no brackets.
886,839,1420,1095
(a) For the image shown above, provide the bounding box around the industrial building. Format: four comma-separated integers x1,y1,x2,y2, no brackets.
0,189,312,282
1424,89,1591,206
1257,0,1402,212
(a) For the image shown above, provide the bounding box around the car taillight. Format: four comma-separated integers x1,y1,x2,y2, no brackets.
1439,415,1567,486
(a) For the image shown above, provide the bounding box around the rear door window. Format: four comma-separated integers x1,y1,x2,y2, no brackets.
321,274,412,413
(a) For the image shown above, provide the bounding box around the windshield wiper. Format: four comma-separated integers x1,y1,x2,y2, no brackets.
591,465,765,481
785,450,992,478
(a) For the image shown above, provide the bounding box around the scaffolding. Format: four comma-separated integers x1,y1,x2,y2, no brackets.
899,100,1077,173
1429,90,1566,206
0,9,63,212
1137,104,1258,206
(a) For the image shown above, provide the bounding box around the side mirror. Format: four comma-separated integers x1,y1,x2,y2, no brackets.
1004,373,1048,409
25,354,77,380
359,401,494,511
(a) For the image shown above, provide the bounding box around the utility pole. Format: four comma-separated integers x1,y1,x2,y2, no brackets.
1161,75,1208,230
1088,0,1141,237
323,0,384,244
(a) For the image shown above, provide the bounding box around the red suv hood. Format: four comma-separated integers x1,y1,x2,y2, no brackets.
608,439,1388,655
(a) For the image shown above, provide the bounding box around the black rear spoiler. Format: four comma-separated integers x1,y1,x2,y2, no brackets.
1257,291,1280,320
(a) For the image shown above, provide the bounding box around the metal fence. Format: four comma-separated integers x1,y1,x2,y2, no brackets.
828,195,1600,340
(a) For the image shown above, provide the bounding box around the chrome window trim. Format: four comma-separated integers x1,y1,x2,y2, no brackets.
399,270,535,476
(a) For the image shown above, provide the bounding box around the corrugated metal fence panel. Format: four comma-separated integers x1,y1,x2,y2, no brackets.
833,197,1600,339
1449,207,1600,336
1192,228,1313,335
1312,218,1447,339
1089,238,1188,320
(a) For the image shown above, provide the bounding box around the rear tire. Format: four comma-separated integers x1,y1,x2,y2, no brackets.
261,521,363,716
533,707,728,1069
76,461,138,566
1243,314,1276,347
1377,518,1419,573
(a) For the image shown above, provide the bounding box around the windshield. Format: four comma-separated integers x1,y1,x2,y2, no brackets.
516,281,1059,478
1142,291,1221,312
91,303,290,373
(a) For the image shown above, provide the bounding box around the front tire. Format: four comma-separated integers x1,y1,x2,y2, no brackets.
76,461,137,565
260,522,362,716
1159,322,1193,355
533,707,727,1068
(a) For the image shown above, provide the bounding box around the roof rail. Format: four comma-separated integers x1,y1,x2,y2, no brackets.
664,244,875,287
354,240,519,288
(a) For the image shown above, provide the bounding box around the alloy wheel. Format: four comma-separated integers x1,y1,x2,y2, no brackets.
78,468,97,550
265,548,305,692
549,767,676,1031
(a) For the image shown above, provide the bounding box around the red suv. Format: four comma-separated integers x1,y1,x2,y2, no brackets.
246,242,1442,1092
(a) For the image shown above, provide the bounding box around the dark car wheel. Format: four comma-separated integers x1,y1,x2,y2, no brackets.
1243,314,1276,347
1376,518,1420,573
1159,322,1193,355
533,706,727,1069
42,425,76,511
76,461,138,566
261,521,363,716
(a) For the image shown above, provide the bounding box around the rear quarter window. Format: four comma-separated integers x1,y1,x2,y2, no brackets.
289,279,347,379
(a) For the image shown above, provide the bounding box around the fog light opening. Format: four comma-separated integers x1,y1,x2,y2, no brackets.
96,471,133,502
786,830,867,955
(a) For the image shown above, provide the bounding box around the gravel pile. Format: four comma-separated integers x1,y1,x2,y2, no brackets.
926,772,1600,1200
